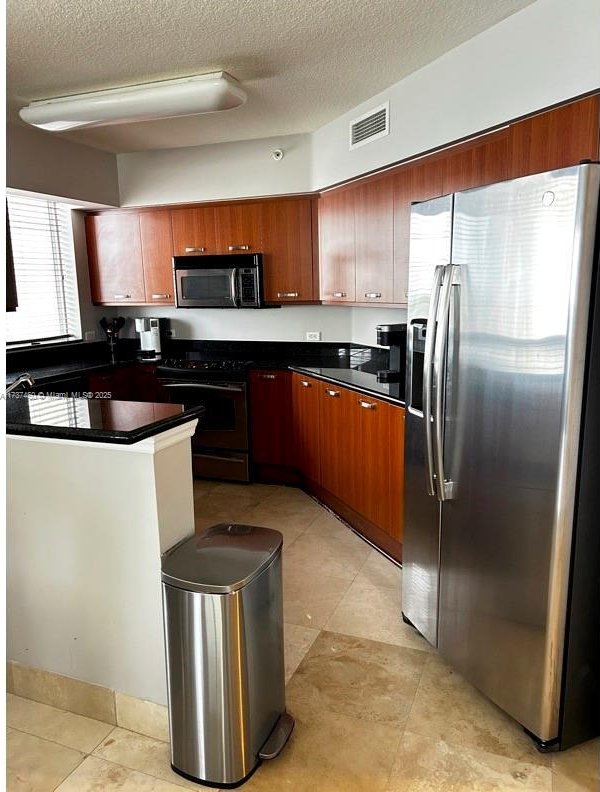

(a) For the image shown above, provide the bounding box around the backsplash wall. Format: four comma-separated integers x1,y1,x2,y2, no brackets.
102,305,406,348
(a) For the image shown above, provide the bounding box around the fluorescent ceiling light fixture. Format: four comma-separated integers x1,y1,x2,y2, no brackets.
19,71,247,132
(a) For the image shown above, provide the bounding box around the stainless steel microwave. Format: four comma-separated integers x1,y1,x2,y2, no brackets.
173,253,264,308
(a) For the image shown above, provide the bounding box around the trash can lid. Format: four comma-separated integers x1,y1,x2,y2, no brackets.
161,523,283,594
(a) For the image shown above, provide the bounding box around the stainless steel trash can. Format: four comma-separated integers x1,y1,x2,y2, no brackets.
161,523,294,788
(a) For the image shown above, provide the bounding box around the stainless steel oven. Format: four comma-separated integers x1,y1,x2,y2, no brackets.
173,253,264,308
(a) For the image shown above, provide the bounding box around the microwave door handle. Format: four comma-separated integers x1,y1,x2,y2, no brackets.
423,264,445,497
231,268,239,307
432,263,459,501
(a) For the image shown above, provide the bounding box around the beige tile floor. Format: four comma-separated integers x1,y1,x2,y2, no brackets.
6,482,599,791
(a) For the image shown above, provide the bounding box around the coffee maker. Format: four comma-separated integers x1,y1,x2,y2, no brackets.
376,323,407,400
135,318,167,360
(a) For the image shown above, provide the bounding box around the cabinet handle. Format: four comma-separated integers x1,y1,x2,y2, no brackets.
114,294,131,299
332,292,347,298
359,399,376,409
300,380,312,388
185,246,206,253
364,292,382,299
151,293,170,299
229,244,250,251
259,374,277,380
278,292,299,298
326,389,340,397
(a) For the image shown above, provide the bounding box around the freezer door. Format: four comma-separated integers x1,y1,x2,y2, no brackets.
402,195,452,646
438,165,600,742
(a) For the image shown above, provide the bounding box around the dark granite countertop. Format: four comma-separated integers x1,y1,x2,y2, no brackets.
6,360,118,387
289,366,405,406
5,395,205,445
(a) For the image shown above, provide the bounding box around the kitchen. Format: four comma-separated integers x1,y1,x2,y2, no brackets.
5,0,600,789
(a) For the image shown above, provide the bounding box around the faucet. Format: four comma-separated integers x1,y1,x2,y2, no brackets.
6,373,35,394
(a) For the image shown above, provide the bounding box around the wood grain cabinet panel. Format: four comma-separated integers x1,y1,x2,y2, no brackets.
508,95,600,178
393,159,443,304
249,370,292,467
355,175,394,304
291,373,321,485
387,405,405,543
441,129,508,194
139,210,175,305
261,199,315,303
85,214,146,305
318,382,354,502
214,203,263,254
319,188,356,302
170,206,218,256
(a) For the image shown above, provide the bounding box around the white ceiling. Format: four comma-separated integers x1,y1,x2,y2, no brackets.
7,0,534,154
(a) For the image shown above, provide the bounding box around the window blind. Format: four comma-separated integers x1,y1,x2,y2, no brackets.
5,195,81,345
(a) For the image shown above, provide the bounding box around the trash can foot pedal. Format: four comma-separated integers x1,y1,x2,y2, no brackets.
259,711,295,760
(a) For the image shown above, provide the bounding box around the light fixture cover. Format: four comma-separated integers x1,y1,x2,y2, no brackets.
19,71,247,131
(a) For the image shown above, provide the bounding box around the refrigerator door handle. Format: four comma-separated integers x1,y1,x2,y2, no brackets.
423,264,445,497
432,263,459,501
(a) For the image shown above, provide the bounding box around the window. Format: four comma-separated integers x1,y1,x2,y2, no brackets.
6,195,81,345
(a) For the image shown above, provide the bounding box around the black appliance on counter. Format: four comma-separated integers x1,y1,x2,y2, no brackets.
376,323,406,400
156,359,252,482
173,253,265,309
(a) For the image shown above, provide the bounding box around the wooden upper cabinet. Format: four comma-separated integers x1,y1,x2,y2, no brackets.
354,175,394,304
139,210,175,305
170,206,218,256
214,203,263,254
85,213,145,305
441,129,508,194
291,373,321,484
261,199,315,303
508,95,600,179
393,159,443,304
319,188,356,302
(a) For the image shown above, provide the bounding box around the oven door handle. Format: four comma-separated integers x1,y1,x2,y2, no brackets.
160,382,245,393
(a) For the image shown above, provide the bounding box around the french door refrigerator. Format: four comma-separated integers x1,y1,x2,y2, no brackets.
402,163,600,751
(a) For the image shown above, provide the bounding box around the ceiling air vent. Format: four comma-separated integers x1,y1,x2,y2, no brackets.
349,102,389,150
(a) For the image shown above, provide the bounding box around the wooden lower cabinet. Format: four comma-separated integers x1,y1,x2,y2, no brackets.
249,370,298,482
291,373,321,485
319,382,354,501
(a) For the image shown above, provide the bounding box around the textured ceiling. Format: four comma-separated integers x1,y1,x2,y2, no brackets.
7,0,535,153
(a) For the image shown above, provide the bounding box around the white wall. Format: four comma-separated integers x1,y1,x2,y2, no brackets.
7,122,120,206
311,0,600,188
117,133,312,207
6,424,196,705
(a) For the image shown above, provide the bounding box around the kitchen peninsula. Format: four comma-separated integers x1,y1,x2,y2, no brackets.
6,395,203,708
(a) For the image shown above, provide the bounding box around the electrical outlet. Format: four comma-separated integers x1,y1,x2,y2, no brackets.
306,331,321,342
84,330,96,341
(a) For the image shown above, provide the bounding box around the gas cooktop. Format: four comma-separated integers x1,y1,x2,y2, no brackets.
158,359,253,372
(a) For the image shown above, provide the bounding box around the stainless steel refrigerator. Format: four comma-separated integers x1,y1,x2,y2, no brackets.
402,163,600,750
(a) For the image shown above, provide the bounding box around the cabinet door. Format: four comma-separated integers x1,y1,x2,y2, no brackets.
139,210,175,305
393,160,443,304
319,188,356,302
171,207,218,256
85,214,145,305
261,199,315,303
249,370,292,466
387,405,405,543
348,393,392,529
214,203,263,254
319,382,354,501
355,175,394,304
291,374,321,484
441,129,508,195
508,95,600,178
